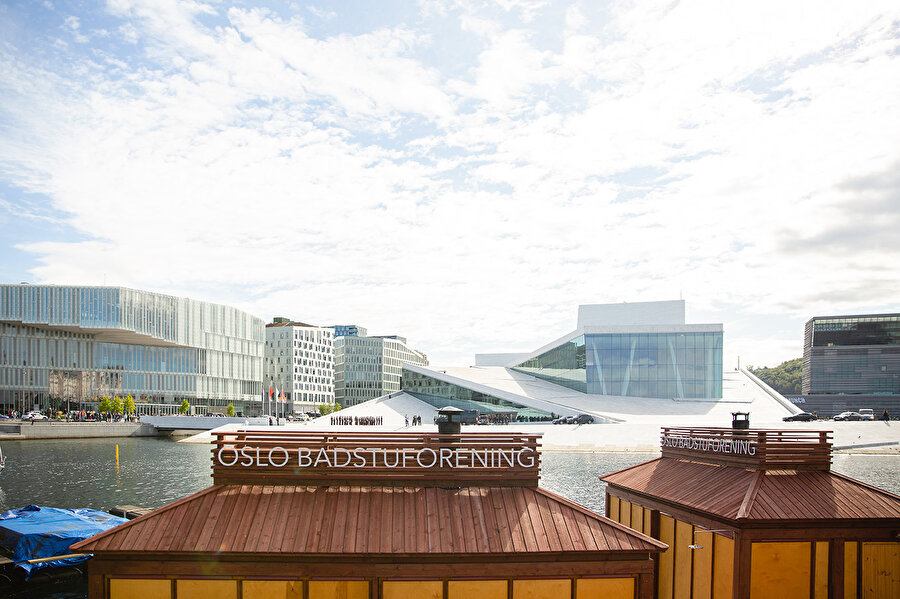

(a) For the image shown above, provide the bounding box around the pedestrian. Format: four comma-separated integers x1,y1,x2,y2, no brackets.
883,409,890,421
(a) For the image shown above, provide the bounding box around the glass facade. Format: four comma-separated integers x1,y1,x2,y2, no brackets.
264,323,334,414
334,335,428,407
514,331,723,399
0,285,264,414
401,369,555,421
803,315,900,395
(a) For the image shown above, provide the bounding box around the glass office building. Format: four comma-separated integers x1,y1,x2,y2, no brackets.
513,331,723,400
802,314,900,396
0,285,264,414
334,333,428,407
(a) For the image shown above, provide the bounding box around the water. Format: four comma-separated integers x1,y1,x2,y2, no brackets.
1,438,897,514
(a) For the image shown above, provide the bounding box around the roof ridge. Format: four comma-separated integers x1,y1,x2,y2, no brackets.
736,470,764,519
70,485,220,551
534,487,667,550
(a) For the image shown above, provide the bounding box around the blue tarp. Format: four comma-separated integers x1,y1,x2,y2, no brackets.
0,505,128,577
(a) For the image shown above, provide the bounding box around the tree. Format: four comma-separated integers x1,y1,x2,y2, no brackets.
110,395,124,416
179,398,191,415
317,402,342,416
98,396,112,413
123,394,136,416
226,403,235,417
750,358,803,396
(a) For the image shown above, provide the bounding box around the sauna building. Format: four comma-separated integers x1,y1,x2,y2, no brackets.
602,425,900,598
73,429,666,599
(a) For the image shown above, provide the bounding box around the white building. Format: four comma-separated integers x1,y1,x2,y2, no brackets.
333,329,428,407
264,318,334,415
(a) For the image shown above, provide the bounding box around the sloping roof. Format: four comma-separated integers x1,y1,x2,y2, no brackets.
73,485,664,556
601,457,900,523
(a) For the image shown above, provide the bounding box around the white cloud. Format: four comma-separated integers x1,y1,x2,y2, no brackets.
0,0,898,368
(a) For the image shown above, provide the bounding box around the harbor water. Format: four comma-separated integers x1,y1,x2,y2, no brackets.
1,437,898,514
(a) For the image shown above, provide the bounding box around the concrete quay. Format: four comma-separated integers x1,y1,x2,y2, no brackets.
0,421,160,440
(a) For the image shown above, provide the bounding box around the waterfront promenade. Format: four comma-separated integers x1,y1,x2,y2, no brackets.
0,420,158,440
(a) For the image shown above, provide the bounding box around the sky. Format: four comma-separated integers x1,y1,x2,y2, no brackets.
1,0,899,369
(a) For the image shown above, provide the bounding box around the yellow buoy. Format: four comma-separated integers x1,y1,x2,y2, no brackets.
115,444,119,464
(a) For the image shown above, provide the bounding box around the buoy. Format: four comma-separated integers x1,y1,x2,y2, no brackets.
115,444,119,465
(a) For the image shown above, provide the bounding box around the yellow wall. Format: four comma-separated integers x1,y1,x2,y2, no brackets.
750,542,810,599
712,534,734,599
674,520,693,599
846,541,858,599
383,580,442,599
692,528,713,599
448,580,507,599
814,542,828,599
658,514,675,599
576,577,634,599
609,495,620,521
643,507,652,535
512,579,571,599
243,580,304,599
176,580,237,599
861,542,900,599
620,499,632,528
109,579,171,599
309,580,370,599
631,503,644,532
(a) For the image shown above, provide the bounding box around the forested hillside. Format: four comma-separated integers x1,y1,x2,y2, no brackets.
750,358,803,396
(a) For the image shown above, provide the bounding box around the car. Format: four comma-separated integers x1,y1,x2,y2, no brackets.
574,414,594,424
783,412,816,422
23,411,47,421
833,411,863,421
858,409,875,421
553,415,577,425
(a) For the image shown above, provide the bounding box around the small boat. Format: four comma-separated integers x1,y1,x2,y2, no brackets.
0,445,5,473
0,505,127,591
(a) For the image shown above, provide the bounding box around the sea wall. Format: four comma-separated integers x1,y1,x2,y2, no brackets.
2,422,160,440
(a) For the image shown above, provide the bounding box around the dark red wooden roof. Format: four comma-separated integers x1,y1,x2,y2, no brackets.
602,457,900,523
73,485,665,555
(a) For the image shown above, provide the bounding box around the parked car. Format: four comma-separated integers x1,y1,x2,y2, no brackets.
22,411,47,421
833,411,863,421
574,414,594,424
858,409,875,421
783,412,816,422
552,416,576,425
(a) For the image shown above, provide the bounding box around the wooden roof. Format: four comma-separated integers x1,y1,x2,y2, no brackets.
602,457,900,524
72,484,664,556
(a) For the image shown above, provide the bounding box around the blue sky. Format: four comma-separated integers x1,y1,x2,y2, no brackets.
1,0,899,367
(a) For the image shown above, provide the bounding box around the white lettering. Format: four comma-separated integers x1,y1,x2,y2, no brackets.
218,447,239,467
298,447,312,467
439,448,453,468
332,448,352,467
352,447,367,468
240,446,254,467
498,449,515,468
383,449,400,468
313,448,332,467
416,448,437,468
268,447,289,468
472,449,489,468
517,447,536,468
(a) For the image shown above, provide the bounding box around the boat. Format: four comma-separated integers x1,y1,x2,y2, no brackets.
0,445,5,473
0,505,127,592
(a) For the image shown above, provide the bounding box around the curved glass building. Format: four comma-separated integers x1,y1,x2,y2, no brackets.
0,284,264,415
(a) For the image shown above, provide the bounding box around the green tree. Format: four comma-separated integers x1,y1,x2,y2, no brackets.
226,403,235,417
750,358,803,395
123,394,136,415
110,395,124,416
317,402,342,416
179,398,191,415
98,396,112,413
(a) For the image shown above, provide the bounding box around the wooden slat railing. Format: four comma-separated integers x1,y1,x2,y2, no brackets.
660,427,832,471
212,430,542,487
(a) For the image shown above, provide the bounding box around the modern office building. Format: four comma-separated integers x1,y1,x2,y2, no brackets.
800,313,900,417
334,331,428,407
264,318,334,415
0,284,264,415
